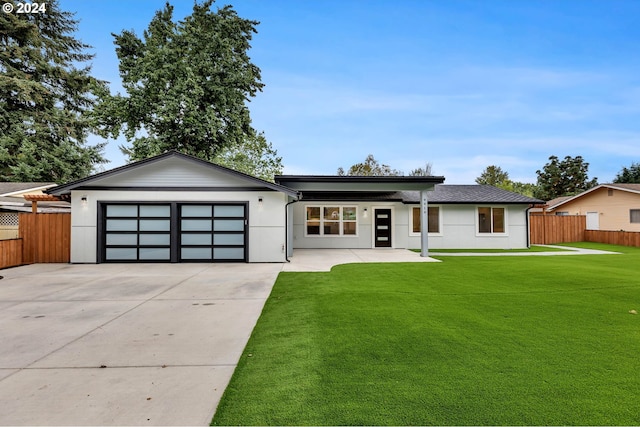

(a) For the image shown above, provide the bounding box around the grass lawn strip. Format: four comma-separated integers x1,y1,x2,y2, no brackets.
212,243,640,425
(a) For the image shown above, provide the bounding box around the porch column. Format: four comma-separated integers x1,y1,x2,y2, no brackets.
420,189,429,257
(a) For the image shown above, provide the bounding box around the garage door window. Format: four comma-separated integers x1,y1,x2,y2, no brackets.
104,204,171,261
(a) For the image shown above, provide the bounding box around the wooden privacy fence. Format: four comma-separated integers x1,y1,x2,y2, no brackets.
585,230,640,247
0,239,23,269
530,215,586,245
0,213,70,269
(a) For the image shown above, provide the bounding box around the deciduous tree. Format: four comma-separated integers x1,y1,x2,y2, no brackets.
0,0,107,182
337,154,402,176
96,0,279,176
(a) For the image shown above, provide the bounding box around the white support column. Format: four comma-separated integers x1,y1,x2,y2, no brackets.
420,189,429,257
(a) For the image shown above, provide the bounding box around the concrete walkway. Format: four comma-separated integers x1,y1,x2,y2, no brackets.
282,248,440,272
428,245,622,256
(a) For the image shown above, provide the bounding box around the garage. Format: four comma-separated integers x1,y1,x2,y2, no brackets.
46,151,299,264
99,202,248,263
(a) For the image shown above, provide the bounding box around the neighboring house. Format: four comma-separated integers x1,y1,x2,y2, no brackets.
0,182,63,239
47,151,542,264
545,183,640,231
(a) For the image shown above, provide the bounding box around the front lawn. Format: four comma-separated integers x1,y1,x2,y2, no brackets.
212,244,640,425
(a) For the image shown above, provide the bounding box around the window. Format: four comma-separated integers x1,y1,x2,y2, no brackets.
306,206,357,236
411,206,440,234
478,207,505,233
631,209,640,224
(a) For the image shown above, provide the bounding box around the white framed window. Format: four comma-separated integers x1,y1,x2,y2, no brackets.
306,206,358,236
410,206,441,235
477,206,506,234
630,209,640,224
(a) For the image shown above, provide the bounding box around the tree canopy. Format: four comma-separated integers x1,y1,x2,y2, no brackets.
337,154,402,176
613,162,640,184
475,165,509,186
0,0,107,182
96,0,281,177
534,155,598,200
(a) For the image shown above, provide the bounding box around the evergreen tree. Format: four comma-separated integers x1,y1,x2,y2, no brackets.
613,162,640,183
96,0,277,174
534,155,598,200
476,165,510,186
0,0,107,182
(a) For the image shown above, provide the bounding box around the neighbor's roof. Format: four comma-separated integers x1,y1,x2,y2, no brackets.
547,183,640,211
0,182,56,197
400,185,544,204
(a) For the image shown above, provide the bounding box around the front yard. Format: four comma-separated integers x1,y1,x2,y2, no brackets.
212,243,640,425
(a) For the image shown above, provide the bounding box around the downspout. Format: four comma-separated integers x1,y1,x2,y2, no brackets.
526,204,533,248
285,194,301,262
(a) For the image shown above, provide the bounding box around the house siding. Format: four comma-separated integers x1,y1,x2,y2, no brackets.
552,187,640,232
292,202,530,250
406,204,530,249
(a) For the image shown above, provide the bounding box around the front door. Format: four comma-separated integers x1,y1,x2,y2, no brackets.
374,209,392,247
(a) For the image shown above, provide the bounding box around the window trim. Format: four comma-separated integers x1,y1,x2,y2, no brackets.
409,205,443,236
304,205,358,237
476,206,508,236
630,209,640,224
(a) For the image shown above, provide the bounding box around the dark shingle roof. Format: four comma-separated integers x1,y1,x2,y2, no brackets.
400,185,543,204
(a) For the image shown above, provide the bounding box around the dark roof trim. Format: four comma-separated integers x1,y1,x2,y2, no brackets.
275,175,445,184
68,186,284,192
47,150,300,198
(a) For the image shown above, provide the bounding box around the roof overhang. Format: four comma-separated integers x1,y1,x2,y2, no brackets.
275,175,445,192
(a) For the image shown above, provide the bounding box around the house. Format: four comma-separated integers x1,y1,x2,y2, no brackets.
545,183,640,231
47,151,542,263
0,182,65,239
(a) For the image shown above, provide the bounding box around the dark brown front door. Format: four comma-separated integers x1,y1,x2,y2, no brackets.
374,209,392,247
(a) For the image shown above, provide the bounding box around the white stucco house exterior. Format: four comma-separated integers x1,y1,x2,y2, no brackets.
47,151,542,263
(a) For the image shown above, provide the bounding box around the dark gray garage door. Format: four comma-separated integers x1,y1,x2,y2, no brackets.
99,202,247,263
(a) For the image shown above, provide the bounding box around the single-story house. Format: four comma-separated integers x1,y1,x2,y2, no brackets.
545,183,640,231
47,151,542,263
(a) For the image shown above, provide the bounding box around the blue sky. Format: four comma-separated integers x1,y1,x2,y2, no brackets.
60,0,640,184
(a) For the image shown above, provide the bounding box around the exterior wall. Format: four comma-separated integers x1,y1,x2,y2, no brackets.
292,202,530,250
552,187,640,232
407,204,530,249
292,201,410,249
70,190,287,263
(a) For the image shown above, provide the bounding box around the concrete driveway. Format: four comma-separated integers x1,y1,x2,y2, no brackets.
0,262,282,426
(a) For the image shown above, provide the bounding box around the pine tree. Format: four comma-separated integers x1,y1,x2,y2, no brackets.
0,0,107,182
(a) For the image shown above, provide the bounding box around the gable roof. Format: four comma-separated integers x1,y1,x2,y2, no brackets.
47,150,300,198
0,182,56,197
547,183,640,212
401,185,543,204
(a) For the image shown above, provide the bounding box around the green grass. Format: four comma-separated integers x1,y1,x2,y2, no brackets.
212,243,640,426
411,245,571,253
